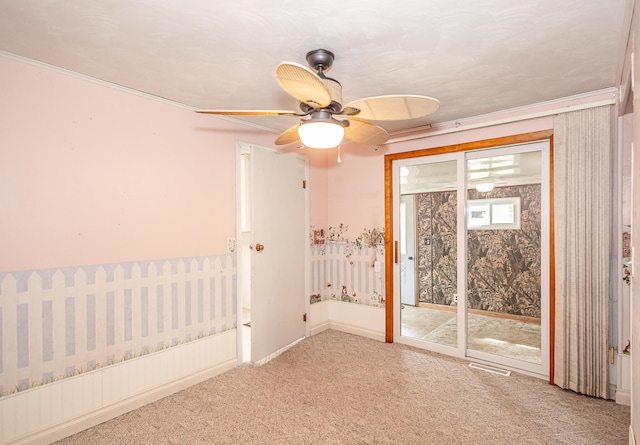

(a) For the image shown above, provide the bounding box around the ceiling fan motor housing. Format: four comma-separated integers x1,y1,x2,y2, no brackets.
306,49,335,73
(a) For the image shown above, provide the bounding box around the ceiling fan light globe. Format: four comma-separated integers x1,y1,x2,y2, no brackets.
298,121,345,149
476,182,495,192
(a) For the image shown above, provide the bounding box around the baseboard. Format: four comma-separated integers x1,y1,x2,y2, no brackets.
310,320,330,336
254,337,304,366
616,388,631,406
329,321,385,342
610,383,617,400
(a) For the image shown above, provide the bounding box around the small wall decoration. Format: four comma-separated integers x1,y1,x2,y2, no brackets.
311,227,325,245
327,223,349,243
361,227,385,246
623,231,631,258
623,258,631,286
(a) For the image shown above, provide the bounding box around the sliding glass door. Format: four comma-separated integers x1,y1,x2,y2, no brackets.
397,157,460,351
464,146,549,372
393,141,550,377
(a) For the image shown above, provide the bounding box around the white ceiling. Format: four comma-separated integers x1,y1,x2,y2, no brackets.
0,0,631,138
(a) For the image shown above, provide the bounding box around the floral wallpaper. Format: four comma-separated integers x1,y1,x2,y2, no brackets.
467,185,541,317
309,225,386,307
415,184,541,318
417,191,457,305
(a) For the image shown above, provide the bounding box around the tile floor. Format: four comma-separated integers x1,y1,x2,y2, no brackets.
400,304,542,364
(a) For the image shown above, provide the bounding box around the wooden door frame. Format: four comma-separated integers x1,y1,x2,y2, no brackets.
383,129,555,383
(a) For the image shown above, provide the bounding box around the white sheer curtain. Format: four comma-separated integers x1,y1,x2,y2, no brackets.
553,106,612,398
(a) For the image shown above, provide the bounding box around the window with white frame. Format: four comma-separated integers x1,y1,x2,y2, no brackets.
467,197,520,230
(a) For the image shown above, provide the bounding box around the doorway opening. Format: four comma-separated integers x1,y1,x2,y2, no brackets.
238,148,252,363
385,131,553,378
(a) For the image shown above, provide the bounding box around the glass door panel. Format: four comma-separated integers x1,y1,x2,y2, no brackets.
465,150,543,365
399,159,458,348
394,141,549,377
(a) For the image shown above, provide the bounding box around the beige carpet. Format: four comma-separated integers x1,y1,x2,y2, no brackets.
56,330,630,445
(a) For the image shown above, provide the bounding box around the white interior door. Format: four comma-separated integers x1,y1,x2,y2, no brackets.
250,145,307,364
400,195,417,305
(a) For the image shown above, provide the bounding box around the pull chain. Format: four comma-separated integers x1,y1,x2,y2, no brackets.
337,145,342,163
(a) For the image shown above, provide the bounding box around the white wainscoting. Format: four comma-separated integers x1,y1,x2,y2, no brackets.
328,300,385,341
308,241,386,342
309,300,330,336
616,353,631,406
1,329,237,445
310,300,385,342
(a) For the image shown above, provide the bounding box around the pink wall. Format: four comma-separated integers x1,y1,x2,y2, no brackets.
0,52,607,280
0,55,330,271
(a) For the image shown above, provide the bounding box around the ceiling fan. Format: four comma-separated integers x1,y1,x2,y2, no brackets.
196,49,440,150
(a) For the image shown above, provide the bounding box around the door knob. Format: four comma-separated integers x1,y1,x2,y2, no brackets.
255,243,265,252
408,256,414,260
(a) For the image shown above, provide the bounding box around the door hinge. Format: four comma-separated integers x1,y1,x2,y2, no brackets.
302,180,307,189
303,313,307,322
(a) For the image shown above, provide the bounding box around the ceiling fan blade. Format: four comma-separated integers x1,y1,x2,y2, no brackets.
344,95,440,121
195,109,298,116
276,62,332,109
344,118,389,145
275,124,301,145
